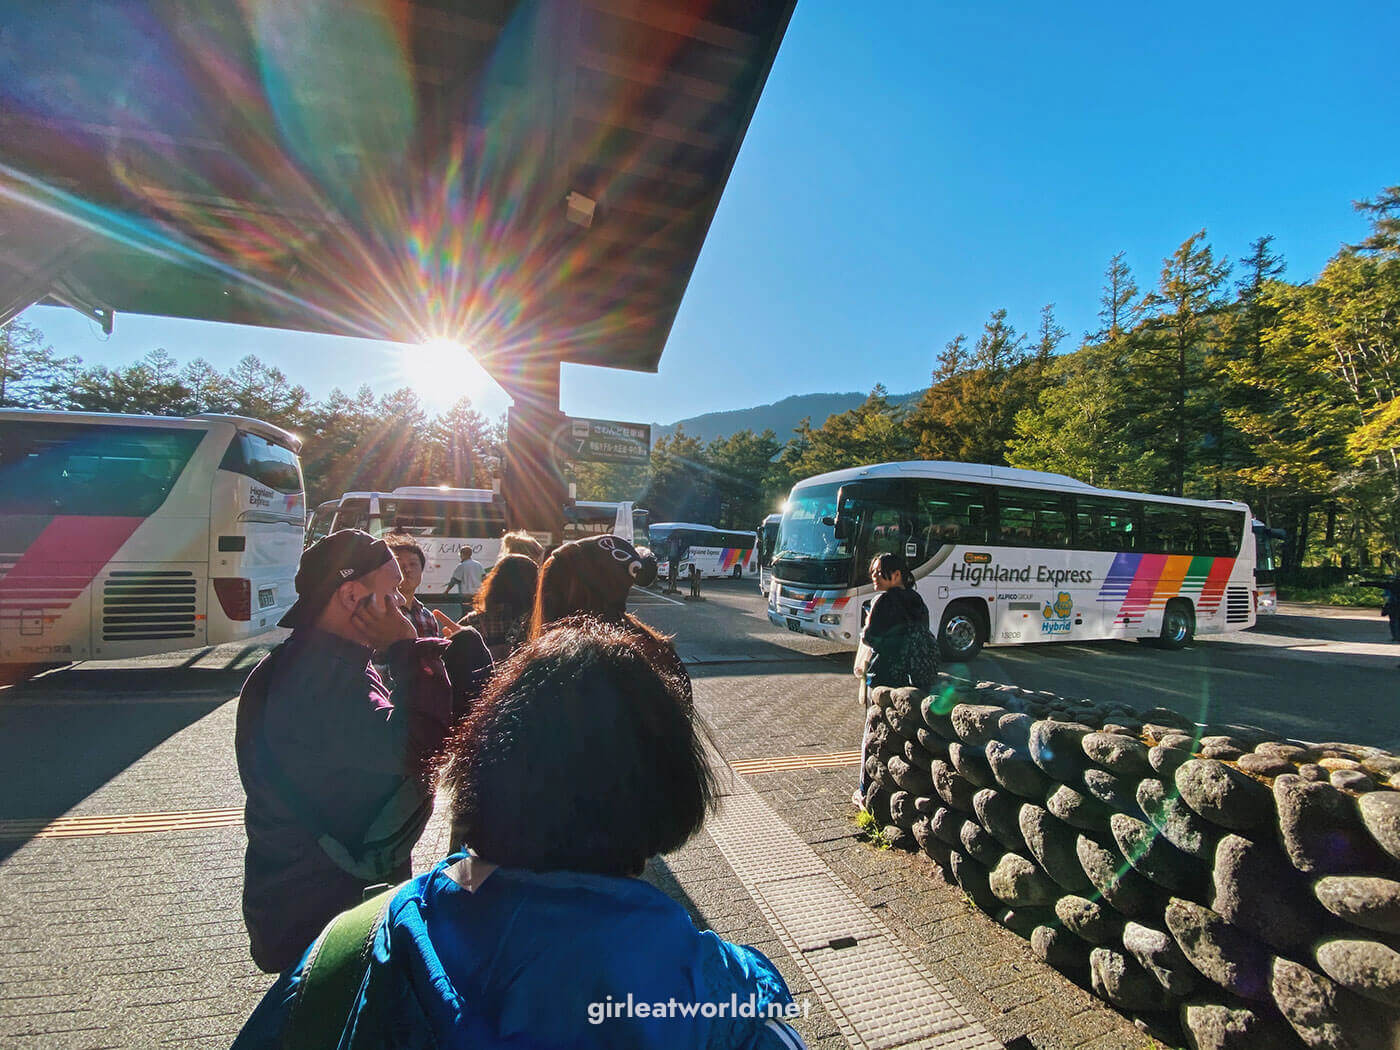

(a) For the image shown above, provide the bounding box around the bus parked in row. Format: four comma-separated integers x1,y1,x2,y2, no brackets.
1253,519,1286,614
650,522,758,579
562,501,650,548
306,487,508,595
757,513,781,593
768,461,1257,660
0,410,305,678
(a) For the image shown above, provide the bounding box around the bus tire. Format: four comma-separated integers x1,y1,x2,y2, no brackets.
938,601,986,662
732,565,743,579
1157,600,1196,650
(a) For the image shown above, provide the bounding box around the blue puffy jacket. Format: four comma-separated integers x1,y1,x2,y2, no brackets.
234,854,808,1050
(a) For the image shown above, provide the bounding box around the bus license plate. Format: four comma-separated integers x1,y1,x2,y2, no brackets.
258,588,276,609
786,617,801,632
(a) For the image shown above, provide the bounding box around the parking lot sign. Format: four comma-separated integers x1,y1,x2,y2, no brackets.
566,417,651,465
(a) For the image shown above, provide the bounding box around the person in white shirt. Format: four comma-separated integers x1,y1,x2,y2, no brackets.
444,547,484,615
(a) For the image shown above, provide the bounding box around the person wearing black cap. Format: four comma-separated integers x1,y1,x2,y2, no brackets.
234,529,455,974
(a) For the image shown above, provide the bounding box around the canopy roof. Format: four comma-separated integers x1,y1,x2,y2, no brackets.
0,0,795,378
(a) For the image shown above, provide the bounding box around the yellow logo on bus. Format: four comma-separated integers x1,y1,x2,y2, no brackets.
963,552,992,564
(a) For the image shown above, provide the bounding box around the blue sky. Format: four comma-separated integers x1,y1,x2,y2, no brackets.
23,0,1400,428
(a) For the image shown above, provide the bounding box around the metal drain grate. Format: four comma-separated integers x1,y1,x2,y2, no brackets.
706,767,1002,1050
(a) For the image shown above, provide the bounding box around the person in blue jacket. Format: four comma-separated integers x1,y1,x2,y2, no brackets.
233,617,808,1050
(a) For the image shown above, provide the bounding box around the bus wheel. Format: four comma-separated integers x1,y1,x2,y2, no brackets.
1157,600,1196,650
732,565,743,579
939,601,985,661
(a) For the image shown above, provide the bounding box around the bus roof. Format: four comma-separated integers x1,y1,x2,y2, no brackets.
0,408,301,451
790,461,1250,514
651,522,730,533
761,513,782,525
390,486,496,502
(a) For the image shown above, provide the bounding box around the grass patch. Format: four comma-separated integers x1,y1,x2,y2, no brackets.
1280,584,1389,608
853,808,892,849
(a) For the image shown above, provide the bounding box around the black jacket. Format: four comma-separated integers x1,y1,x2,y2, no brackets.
861,586,930,687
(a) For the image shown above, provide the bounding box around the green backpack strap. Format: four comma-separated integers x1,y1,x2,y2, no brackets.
285,884,399,1050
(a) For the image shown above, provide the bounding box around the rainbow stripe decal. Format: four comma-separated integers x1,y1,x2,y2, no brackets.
717,547,747,572
800,595,852,616
1095,553,1234,627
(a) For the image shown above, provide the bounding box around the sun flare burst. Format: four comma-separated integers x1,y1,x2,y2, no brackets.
398,339,494,409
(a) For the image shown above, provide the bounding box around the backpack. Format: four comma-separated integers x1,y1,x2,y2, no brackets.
902,622,940,691
286,884,399,1050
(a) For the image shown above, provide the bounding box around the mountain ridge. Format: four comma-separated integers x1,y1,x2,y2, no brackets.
652,388,926,445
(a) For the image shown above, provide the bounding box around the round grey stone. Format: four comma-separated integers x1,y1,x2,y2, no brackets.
930,759,976,813
1315,938,1400,1007
1358,791,1400,864
882,824,916,851
884,698,924,741
997,711,1034,751
915,727,951,760
1047,783,1112,832
948,741,996,789
989,852,1058,907
1275,774,1386,875
959,819,1002,866
1200,734,1247,753
913,794,937,815
888,790,917,830
1175,759,1275,831
1032,924,1088,976
887,754,935,796
1256,741,1309,761
1111,812,1204,896
1089,947,1174,1012
1137,777,1217,860
1165,898,1271,1001
902,737,935,769
1019,803,1090,891
929,804,962,847
920,693,956,737
1054,893,1124,945
1212,834,1323,953
973,788,1026,853
1237,752,1294,777
1151,742,1196,776
1180,997,1297,1050
1083,732,1152,776
1123,919,1198,996
1297,763,1328,782
1083,767,1143,816
950,703,1006,746
949,849,1000,913
1077,834,1158,918
1332,769,1378,793
1361,755,1400,778
869,685,895,710
985,738,1052,798
1029,719,1093,782
1314,876,1400,935
1270,956,1395,1050
1143,707,1196,732
1201,741,1247,761
911,815,934,852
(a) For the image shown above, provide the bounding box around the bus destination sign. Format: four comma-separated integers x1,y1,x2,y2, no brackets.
567,417,651,465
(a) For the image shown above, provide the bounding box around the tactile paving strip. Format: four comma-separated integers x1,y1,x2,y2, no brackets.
707,769,1003,1050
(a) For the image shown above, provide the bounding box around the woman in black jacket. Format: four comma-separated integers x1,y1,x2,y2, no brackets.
855,552,929,807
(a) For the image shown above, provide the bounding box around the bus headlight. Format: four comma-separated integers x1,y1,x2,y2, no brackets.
819,613,841,625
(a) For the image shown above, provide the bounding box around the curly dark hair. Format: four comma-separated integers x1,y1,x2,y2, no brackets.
384,531,426,569
472,553,539,622
438,618,716,876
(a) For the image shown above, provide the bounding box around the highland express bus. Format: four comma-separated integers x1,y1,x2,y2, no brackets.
1252,519,1286,614
306,486,507,595
757,512,782,593
768,461,1257,660
650,522,759,579
562,501,651,549
0,410,304,679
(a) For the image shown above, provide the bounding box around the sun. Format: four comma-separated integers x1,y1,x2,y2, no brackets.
399,339,494,408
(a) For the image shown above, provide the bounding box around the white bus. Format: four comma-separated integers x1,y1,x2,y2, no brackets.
768,461,1257,660
650,522,759,579
305,486,507,595
563,501,651,549
1252,519,1286,614
0,410,304,679
757,513,782,593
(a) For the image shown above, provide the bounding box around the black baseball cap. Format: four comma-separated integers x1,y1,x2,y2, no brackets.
279,529,394,629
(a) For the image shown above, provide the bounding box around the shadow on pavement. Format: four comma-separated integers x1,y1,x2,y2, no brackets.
0,645,266,861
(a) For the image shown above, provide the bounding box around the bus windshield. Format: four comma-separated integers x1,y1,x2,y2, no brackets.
773,483,853,586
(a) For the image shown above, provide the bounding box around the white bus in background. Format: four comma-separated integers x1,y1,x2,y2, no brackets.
0,410,304,680
757,513,781,593
650,522,759,579
1252,519,1286,614
563,501,651,549
306,486,507,595
769,461,1257,660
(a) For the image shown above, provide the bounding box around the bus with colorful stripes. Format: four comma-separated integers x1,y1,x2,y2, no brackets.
757,513,782,593
768,461,1257,660
0,410,304,680
649,522,759,579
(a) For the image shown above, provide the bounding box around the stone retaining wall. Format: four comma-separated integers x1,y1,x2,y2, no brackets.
861,679,1400,1049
